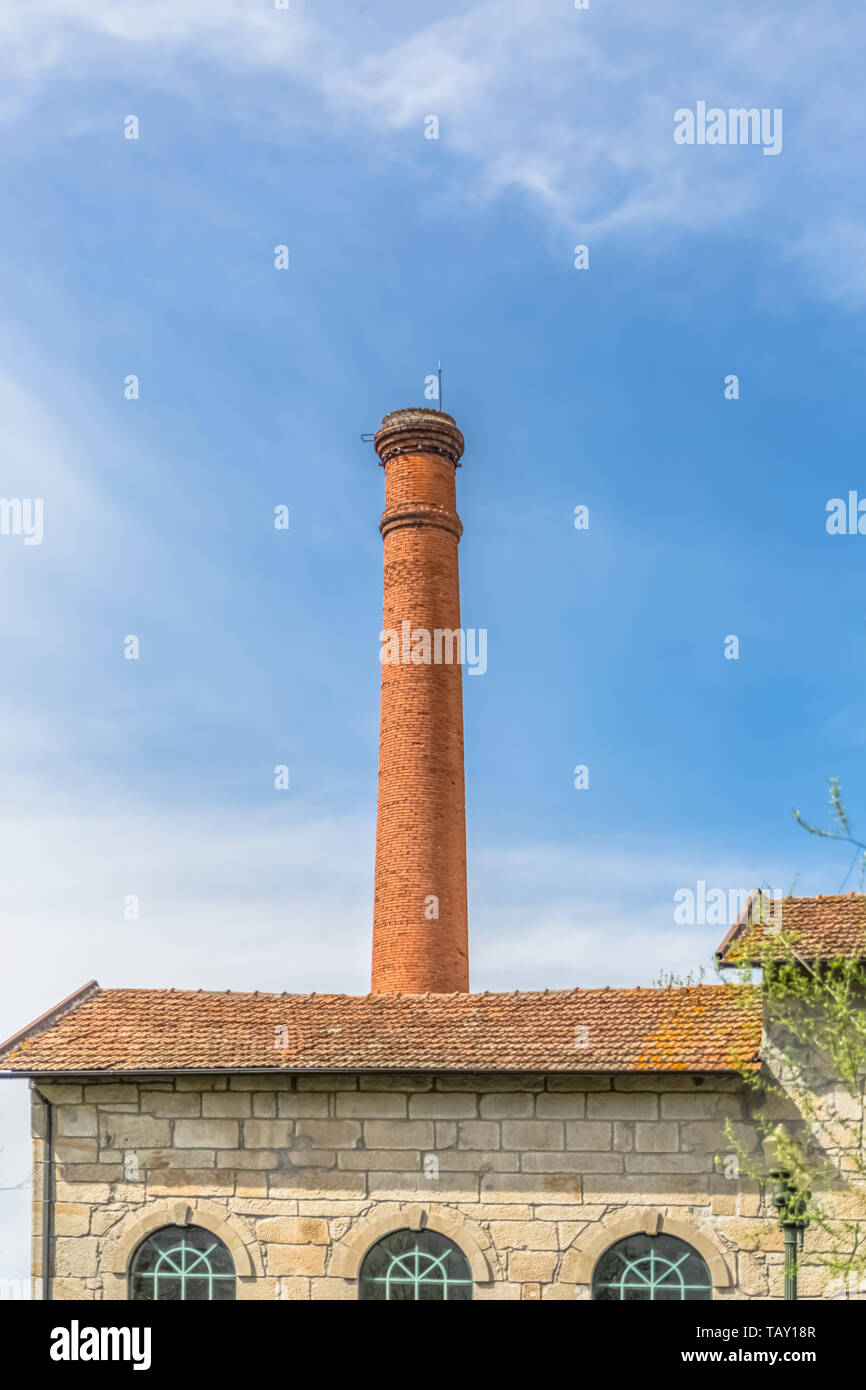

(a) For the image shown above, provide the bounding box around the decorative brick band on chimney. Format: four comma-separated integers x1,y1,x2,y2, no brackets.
371,408,469,994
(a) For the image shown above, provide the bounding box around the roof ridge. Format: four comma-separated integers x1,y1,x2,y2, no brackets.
50,981,741,1002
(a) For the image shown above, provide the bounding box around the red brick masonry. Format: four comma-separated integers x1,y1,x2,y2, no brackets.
371,409,469,994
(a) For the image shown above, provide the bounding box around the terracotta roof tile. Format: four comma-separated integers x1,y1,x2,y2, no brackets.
716,892,866,965
0,983,761,1075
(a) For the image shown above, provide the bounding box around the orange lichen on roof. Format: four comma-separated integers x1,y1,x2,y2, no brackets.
716,891,866,966
0,982,761,1075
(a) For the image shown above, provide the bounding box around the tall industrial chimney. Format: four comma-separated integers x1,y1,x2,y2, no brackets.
371,408,469,994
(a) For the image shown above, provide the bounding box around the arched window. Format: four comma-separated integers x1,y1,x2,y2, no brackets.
592,1233,713,1301
359,1228,474,1301
129,1224,236,1301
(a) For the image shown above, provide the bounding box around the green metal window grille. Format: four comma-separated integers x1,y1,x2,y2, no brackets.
592,1234,713,1302
129,1225,236,1302
359,1228,474,1301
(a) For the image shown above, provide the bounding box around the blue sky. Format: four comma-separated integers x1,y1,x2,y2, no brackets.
1,0,866,1286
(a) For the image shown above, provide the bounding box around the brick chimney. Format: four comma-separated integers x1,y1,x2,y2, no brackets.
371,408,469,994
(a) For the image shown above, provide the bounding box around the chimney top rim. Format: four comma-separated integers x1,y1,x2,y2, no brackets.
374,408,464,466
380,406,457,427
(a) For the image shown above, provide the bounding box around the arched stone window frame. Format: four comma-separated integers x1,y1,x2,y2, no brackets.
101,1199,263,1300
560,1209,733,1296
331,1203,497,1288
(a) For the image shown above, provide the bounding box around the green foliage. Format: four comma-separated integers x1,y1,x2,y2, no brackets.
728,929,866,1284
722,783,866,1290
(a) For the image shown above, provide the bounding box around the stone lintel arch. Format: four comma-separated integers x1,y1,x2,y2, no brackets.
101,1198,263,1284
560,1209,733,1289
330,1203,495,1283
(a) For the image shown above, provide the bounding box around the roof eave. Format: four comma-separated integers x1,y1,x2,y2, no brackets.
0,1061,761,1080
0,980,100,1063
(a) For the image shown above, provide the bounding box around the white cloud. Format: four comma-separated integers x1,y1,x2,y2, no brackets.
0,0,321,71
0,1,863,298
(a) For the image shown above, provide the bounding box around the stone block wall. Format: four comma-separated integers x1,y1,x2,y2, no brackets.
30,1071,813,1300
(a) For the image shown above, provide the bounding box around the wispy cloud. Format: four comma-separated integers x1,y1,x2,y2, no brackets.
2,1,864,300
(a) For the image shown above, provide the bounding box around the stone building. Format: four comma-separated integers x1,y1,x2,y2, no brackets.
1,408,863,1301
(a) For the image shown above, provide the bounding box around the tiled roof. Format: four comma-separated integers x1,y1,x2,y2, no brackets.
716,892,866,965
0,982,761,1075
